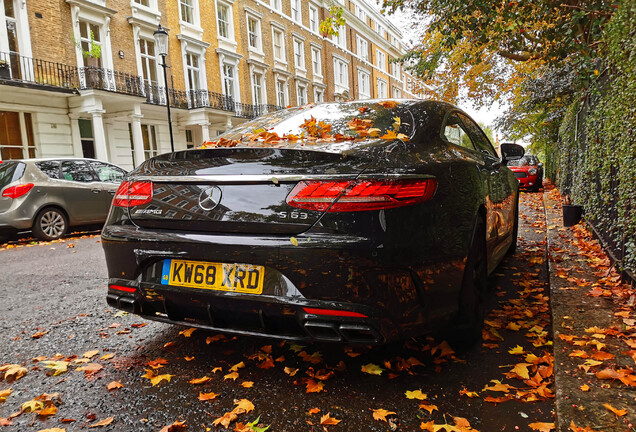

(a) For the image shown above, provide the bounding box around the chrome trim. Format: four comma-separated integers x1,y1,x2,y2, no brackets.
131,173,435,183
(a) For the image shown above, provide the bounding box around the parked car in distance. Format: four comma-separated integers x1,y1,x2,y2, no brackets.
0,158,127,242
102,100,524,346
506,152,543,192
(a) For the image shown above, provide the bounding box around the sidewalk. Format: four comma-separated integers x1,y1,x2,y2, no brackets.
544,187,636,431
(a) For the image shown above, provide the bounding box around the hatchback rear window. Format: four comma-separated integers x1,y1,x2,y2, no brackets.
0,162,25,188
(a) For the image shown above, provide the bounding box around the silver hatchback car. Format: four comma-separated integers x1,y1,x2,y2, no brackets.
0,158,127,241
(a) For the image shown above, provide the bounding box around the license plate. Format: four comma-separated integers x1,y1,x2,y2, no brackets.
161,259,264,294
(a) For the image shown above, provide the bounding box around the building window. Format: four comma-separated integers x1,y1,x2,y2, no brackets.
276,80,286,107
272,28,285,61
297,83,307,105
357,70,370,99
138,38,157,86
391,61,400,77
247,17,261,51
291,0,301,22
134,0,150,5
180,0,195,24
356,36,368,62
333,58,348,87
78,21,102,68
308,5,318,33
217,3,231,39
141,124,158,160
0,111,36,160
355,4,366,22
314,87,323,103
293,39,305,70
252,72,264,105
376,49,386,72
185,53,201,91
311,47,322,76
78,118,95,158
185,129,194,148
222,63,235,98
392,87,401,98
271,0,282,12
377,78,387,98
332,26,346,49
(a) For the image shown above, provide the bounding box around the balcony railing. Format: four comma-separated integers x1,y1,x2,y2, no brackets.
0,51,284,119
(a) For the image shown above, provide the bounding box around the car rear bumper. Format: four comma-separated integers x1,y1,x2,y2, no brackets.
102,224,466,343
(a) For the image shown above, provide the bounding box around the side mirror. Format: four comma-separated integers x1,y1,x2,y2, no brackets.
500,143,525,164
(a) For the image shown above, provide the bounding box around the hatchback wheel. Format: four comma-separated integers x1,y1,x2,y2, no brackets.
33,207,68,241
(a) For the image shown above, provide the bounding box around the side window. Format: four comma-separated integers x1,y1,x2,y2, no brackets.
90,161,126,183
35,161,61,179
61,161,97,183
442,113,474,150
457,113,497,157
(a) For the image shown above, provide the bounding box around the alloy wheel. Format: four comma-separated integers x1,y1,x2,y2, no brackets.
40,210,66,239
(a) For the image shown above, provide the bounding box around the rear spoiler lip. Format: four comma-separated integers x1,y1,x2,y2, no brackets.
130,173,436,184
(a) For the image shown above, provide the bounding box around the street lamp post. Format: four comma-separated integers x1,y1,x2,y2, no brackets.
153,24,175,153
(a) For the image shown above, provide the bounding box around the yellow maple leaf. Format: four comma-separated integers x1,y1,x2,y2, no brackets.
603,403,627,416
529,422,556,431
188,376,211,385
230,362,245,372
320,413,341,425
0,388,12,403
305,379,324,393
41,361,68,376
211,367,222,373
361,363,384,375
100,353,115,361
511,363,532,380
579,384,590,391
241,381,254,388
284,367,298,376
507,322,522,331
371,408,396,422
380,130,398,140
149,374,172,386
508,345,525,355
39,404,58,416
21,399,44,413
1,364,28,381
88,416,114,428
224,372,239,381
198,392,219,401
419,403,438,414
234,399,255,413
405,390,427,400
83,350,99,359
178,327,196,337
107,381,123,391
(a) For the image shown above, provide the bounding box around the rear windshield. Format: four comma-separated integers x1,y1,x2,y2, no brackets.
0,162,25,188
509,155,539,167
211,101,419,151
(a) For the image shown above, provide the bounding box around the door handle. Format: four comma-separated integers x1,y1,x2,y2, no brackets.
91,189,100,194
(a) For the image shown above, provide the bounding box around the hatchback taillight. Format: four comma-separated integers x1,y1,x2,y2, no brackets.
2,183,34,199
286,178,437,212
113,181,153,207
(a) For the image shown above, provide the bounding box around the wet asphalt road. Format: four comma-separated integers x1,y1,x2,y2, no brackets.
0,192,554,432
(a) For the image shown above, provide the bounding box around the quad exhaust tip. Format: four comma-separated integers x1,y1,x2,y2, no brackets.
303,320,382,344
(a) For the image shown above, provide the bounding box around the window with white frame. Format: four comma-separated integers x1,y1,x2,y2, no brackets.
333,58,348,87
391,61,400,77
141,124,158,160
376,49,386,71
357,69,370,99
180,0,195,24
252,72,264,105
392,87,401,98
377,78,387,98
79,20,102,68
332,26,346,49
356,36,368,62
222,63,235,98
0,111,36,160
314,87,324,103
216,2,232,39
247,16,261,51
293,38,305,70
138,38,157,85
272,28,285,61
276,80,287,106
308,5,319,33
311,47,322,76
296,83,307,105
271,0,282,12
134,0,150,6
355,4,366,22
185,53,201,91
291,0,301,22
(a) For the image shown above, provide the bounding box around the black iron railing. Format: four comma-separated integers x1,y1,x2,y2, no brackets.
0,51,284,119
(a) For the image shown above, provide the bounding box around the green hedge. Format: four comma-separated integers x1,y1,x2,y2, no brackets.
552,2,636,275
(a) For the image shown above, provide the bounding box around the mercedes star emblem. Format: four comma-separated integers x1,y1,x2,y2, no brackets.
198,186,222,211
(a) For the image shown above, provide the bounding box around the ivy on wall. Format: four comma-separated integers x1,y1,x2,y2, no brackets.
549,2,636,274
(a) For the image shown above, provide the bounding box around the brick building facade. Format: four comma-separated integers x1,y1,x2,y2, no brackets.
0,0,425,169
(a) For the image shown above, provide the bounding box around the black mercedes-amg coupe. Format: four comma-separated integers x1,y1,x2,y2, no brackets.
102,100,524,345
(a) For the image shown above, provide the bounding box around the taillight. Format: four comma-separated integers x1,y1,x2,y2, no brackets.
113,181,153,207
2,183,34,199
287,178,437,212
109,284,137,293
303,307,367,318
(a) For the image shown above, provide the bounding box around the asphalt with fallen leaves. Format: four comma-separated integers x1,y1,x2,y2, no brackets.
0,192,556,432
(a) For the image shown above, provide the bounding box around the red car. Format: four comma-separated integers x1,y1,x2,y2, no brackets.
507,154,543,192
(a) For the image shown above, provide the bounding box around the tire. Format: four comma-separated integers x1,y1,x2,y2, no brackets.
507,194,519,255
33,207,68,241
446,216,488,352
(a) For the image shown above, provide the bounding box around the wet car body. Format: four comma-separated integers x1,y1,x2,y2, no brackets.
102,100,522,344
0,158,127,241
